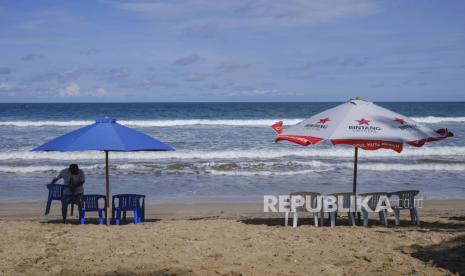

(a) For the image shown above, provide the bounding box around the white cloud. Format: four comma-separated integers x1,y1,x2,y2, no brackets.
0,82,13,91
95,88,108,97
227,89,303,97
58,82,80,97
118,0,378,29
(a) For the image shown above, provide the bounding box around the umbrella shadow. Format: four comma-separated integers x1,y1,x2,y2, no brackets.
408,234,465,275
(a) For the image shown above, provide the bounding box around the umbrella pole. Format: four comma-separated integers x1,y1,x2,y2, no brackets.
353,147,358,195
352,147,359,221
105,150,110,226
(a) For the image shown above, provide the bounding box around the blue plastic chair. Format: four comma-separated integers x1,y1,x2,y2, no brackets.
112,194,145,225
45,184,66,215
80,195,107,225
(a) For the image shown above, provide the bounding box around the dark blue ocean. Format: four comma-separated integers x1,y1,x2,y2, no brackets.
0,102,464,203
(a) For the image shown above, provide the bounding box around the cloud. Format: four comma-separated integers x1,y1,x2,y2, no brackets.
118,0,378,29
58,82,80,97
181,22,219,39
25,67,96,83
79,48,100,55
318,56,369,67
122,78,178,89
217,63,251,73
227,89,303,97
173,54,204,66
184,72,210,82
0,67,11,74
95,88,108,97
105,67,130,80
0,82,14,91
21,54,44,61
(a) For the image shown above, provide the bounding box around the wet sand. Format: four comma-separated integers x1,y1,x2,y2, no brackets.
0,200,464,275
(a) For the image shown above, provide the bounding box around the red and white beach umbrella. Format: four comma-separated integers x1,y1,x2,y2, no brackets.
272,98,453,194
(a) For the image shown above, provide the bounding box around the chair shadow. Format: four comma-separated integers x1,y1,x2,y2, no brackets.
240,217,360,227
102,267,193,276
409,235,465,275
449,216,465,222
240,216,465,231
41,218,161,225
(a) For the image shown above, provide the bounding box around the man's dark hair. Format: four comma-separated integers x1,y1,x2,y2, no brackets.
69,164,79,175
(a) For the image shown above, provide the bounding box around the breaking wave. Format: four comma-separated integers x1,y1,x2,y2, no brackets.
0,146,464,161
0,116,463,128
0,119,303,127
0,160,463,175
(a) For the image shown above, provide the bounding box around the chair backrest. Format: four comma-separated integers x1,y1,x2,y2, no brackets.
389,190,419,209
112,194,145,211
81,194,106,211
289,192,321,210
359,192,389,210
46,184,66,200
330,192,354,211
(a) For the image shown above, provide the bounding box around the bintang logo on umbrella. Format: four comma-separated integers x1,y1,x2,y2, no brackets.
395,117,419,130
349,118,381,133
304,117,331,129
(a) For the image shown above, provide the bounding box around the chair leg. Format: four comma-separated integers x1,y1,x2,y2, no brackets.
314,213,319,227
292,211,298,228
409,209,416,224
330,212,335,228
379,210,387,226
413,208,420,226
61,199,68,223
116,209,121,225
123,211,127,222
134,209,138,224
98,209,103,225
320,210,324,226
362,209,369,227
349,212,356,226
141,206,145,222
394,208,400,226
45,199,52,215
284,212,289,226
80,210,85,225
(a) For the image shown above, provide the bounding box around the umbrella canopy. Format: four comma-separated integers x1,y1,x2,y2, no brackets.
272,98,453,193
33,117,173,152
33,117,174,225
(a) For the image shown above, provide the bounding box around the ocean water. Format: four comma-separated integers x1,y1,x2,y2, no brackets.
0,102,464,203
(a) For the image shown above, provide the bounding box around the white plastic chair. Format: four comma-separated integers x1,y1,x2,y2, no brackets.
284,192,321,228
389,190,420,226
359,192,389,227
330,192,356,227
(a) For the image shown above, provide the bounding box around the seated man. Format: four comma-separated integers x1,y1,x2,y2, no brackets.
51,164,85,220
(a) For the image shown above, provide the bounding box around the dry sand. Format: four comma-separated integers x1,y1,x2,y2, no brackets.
0,200,464,275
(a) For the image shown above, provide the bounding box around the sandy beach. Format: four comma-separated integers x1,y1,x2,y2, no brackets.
0,200,464,275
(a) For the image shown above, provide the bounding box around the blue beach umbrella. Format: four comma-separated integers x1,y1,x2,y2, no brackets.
33,117,174,225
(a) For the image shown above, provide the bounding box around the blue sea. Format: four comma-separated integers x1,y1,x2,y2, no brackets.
0,102,464,203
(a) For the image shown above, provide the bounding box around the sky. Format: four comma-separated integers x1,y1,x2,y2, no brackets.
0,0,464,102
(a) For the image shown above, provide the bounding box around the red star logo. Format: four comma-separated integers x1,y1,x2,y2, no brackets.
395,117,406,125
318,117,330,124
356,118,370,125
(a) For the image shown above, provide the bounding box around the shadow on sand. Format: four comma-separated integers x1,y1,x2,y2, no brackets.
41,218,161,225
240,217,465,232
410,235,465,275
